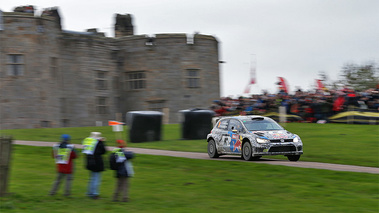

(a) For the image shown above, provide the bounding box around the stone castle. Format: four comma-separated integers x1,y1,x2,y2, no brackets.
0,6,220,129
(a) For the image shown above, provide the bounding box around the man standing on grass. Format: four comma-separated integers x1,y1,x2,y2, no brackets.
49,134,77,196
82,132,106,199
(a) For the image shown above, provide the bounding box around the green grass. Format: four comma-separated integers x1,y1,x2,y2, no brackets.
1,123,378,167
1,145,378,212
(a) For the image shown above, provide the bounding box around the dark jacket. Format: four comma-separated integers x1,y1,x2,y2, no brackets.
86,140,106,172
115,150,135,178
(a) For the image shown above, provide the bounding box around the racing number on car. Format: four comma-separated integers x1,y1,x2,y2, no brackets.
221,134,231,146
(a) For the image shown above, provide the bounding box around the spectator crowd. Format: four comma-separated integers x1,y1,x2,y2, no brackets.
210,87,379,123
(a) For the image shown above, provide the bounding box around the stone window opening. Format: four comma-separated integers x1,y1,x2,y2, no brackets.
186,69,201,88
97,97,108,114
96,70,107,90
7,54,25,76
125,71,146,90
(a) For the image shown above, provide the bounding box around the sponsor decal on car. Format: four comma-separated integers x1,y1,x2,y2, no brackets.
229,131,241,153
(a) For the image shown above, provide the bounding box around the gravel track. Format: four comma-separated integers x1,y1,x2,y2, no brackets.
13,140,379,174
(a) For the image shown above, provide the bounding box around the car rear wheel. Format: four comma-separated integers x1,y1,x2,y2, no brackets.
207,139,219,158
287,155,300,161
242,142,253,161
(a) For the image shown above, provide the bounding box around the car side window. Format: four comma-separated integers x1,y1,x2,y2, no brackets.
216,119,229,130
228,119,243,132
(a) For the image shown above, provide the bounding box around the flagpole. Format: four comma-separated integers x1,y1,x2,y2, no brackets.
251,54,256,94
244,54,257,94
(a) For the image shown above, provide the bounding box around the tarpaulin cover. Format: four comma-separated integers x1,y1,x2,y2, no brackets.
180,109,215,139
126,111,163,142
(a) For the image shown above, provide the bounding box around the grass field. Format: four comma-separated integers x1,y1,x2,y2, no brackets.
1,123,378,167
0,145,378,212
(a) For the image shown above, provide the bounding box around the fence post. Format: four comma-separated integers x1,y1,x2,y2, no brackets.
0,136,13,197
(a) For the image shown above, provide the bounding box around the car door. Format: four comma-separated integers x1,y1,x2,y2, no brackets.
226,119,243,153
214,119,230,152
216,119,231,153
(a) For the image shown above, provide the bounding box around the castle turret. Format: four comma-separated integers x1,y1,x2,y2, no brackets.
41,7,62,30
115,14,134,37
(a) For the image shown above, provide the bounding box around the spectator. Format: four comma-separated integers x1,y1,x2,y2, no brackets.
210,86,378,123
333,94,345,114
49,134,77,196
82,132,106,199
111,140,135,202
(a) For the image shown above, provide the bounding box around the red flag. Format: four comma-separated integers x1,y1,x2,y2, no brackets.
316,79,326,91
243,60,256,93
278,77,289,93
108,120,125,126
249,64,256,84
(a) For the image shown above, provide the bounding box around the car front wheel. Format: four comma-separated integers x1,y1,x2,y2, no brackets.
242,142,253,161
207,139,219,158
287,155,300,161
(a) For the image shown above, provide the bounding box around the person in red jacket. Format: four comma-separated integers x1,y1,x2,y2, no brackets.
49,134,77,196
333,94,345,114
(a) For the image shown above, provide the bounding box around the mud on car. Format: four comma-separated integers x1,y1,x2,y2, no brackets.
207,116,303,161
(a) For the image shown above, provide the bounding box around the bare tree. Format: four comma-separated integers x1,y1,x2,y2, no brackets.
338,62,378,91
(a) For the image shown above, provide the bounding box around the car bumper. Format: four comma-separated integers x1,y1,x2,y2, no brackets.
253,142,303,156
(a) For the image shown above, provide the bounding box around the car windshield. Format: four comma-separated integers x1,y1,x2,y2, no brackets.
243,119,284,131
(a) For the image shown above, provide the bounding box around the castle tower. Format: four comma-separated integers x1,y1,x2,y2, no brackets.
0,6,62,129
115,14,134,37
41,7,62,30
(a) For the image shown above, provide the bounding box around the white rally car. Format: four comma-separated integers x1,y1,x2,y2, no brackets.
207,116,303,161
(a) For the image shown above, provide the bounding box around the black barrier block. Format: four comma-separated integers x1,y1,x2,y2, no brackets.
180,109,215,140
126,111,163,143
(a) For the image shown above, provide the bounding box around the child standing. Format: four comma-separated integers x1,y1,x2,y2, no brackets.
49,134,77,196
111,140,135,202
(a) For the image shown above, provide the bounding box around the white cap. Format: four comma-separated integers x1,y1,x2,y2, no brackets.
90,132,102,139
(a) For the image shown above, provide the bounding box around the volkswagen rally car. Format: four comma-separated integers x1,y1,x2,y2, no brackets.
207,115,303,161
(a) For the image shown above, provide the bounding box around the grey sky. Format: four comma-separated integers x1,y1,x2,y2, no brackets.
2,0,378,97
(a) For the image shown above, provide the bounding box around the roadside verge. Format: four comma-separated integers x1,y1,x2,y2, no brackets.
13,140,379,174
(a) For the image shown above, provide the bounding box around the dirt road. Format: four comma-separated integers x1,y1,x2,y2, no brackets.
13,140,379,174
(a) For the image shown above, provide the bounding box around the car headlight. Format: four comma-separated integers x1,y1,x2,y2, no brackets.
293,136,300,143
256,137,269,143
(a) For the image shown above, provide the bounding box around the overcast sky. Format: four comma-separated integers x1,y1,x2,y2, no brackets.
2,0,378,97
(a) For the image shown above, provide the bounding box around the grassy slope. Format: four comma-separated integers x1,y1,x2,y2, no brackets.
0,145,378,213
1,123,378,167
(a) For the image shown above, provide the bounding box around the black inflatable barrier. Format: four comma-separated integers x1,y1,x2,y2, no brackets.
180,109,215,140
126,111,163,143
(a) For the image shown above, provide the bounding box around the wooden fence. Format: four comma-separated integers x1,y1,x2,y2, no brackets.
0,136,12,197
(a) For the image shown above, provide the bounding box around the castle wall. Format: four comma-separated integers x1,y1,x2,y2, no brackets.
0,9,220,129
59,33,118,127
116,33,220,123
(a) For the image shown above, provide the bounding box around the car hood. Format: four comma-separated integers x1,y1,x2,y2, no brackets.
250,130,294,140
